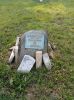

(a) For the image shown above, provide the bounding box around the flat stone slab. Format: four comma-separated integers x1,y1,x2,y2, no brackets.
17,55,35,73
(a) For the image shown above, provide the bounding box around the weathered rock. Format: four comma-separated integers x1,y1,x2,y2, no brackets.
9,37,20,64
40,0,43,2
48,42,52,50
14,46,19,64
9,46,16,51
15,37,20,46
18,30,48,63
49,50,55,59
8,50,15,64
50,43,57,51
36,51,42,69
17,55,35,73
43,53,52,70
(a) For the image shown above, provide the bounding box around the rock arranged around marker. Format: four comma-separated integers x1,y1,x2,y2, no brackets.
36,51,42,69
8,37,20,64
8,50,15,64
40,0,43,2
17,55,35,73
43,53,52,70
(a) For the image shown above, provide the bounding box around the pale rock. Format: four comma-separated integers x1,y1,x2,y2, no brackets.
48,42,52,50
36,51,42,69
40,0,43,2
8,50,15,64
50,43,57,50
14,46,19,64
17,55,35,73
43,53,52,70
9,36,20,64
9,46,16,51
49,50,55,59
15,37,20,46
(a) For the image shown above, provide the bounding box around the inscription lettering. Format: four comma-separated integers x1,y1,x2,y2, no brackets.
25,33,44,49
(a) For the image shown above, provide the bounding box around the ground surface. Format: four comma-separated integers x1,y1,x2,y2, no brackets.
0,0,74,100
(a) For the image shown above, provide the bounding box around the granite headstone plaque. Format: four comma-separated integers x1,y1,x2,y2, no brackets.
18,30,48,63
25,33,44,49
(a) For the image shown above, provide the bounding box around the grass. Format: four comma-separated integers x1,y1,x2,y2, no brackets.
0,0,74,99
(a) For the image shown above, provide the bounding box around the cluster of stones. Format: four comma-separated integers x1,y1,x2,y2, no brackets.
9,30,52,73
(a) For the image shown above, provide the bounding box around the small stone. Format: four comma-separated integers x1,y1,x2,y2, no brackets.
48,42,52,50
14,46,19,64
36,51,42,69
17,55,35,73
49,50,55,59
9,46,16,51
8,50,15,64
50,43,57,50
15,37,20,46
40,0,43,2
43,53,52,70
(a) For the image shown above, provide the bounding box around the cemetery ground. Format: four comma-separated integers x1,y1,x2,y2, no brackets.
0,0,74,99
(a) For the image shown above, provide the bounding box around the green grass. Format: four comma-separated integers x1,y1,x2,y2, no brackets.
0,0,74,99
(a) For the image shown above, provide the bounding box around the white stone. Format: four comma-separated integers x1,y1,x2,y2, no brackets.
43,53,52,70
36,51,42,69
17,55,35,73
15,37,20,46
9,46,16,51
14,46,19,64
8,50,15,64
9,37,20,64
48,42,52,50
49,50,55,59
40,0,43,2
